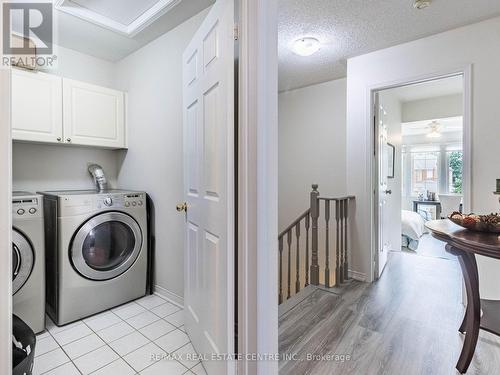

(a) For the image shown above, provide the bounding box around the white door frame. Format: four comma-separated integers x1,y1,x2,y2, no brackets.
1,3,13,371
237,0,279,374
371,65,472,280
0,67,13,375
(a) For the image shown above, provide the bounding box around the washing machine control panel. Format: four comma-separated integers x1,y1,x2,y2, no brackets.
12,196,42,219
95,193,145,210
123,193,145,208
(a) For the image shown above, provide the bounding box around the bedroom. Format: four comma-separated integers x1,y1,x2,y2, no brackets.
376,75,465,267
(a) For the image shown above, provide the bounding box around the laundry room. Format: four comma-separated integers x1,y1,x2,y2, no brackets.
8,1,217,374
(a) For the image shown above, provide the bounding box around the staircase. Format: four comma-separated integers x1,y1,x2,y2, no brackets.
278,184,355,304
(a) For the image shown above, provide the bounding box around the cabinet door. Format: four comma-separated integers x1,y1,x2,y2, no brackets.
12,69,63,143
63,78,126,148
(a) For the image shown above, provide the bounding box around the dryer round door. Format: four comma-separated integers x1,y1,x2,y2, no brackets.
12,229,35,295
71,212,143,281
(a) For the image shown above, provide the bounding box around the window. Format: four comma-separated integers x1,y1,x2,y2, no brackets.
447,150,463,193
402,145,463,197
411,152,439,197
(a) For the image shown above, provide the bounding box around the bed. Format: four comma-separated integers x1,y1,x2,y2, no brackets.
401,209,429,250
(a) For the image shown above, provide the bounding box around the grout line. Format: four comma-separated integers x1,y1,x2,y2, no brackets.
35,328,78,374
38,359,73,375
151,326,186,344
154,291,184,309
173,341,201,371
82,313,162,374
72,345,119,375
37,327,78,375
137,316,176,335
54,330,95,348
94,319,137,344
81,317,133,370
111,304,146,318
149,305,182,320
34,345,63,361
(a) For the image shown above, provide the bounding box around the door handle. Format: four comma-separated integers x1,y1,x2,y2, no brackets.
176,202,188,212
385,190,392,195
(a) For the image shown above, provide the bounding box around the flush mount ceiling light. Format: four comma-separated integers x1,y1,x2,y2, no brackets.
413,0,432,10
426,121,442,138
291,37,321,57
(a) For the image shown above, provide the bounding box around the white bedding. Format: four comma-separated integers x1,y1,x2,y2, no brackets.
401,210,429,241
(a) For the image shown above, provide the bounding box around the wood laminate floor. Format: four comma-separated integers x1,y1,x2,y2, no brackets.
279,249,500,375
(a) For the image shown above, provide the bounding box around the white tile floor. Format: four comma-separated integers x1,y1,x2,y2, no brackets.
34,295,207,375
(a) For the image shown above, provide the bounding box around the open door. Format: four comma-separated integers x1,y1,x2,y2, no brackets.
375,93,391,278
181,0,235,374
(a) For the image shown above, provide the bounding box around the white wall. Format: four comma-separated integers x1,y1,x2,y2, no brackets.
379,90,402,253
402,94,462,123
13,143,118,192
347,16,500,298
278,78,347,231
13,45,120,193
41,45,119,88
114,9,209,300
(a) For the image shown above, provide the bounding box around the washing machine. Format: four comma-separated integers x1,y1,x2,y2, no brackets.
12,192,45,334
40,190,148,326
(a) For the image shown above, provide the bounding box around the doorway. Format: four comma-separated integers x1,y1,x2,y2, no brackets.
374,74,470,278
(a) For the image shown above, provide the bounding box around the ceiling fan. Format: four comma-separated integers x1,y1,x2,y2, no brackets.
426,120,441,138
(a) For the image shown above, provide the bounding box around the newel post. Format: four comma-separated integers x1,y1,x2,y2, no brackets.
310,184,320,285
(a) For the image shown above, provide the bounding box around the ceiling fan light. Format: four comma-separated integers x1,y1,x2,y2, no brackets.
426,120,441,138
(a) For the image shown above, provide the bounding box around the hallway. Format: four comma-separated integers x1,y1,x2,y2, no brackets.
279,250,500,374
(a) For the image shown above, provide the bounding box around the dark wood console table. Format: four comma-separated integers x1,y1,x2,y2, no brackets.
426,220,500,373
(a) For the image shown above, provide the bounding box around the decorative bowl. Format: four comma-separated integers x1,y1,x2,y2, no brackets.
448,212,500,233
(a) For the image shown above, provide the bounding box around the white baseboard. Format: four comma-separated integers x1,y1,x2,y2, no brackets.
348,269,367,282
154,285,184,308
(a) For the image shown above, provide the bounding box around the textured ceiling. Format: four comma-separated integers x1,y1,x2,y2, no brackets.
278,0,500,92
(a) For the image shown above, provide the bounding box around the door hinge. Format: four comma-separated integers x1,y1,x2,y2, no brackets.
233,24,239,41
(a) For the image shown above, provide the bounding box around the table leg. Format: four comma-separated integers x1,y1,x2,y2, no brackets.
456,250,481,374
459,311,467,334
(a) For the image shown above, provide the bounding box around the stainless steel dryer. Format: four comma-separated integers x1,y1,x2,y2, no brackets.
40,190,148,326
12,192,45,334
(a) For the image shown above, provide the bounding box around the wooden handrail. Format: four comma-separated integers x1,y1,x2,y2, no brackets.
318,196,356,201
278,209,310,239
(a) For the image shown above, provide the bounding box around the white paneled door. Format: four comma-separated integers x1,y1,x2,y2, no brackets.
375,93,391,278
182,0,235,374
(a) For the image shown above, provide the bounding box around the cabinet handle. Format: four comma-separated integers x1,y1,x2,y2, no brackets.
66,138,71,143
57,137,61,142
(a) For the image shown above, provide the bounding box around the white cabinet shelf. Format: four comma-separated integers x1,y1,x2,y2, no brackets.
63,78,125,149
12,69,63,144
11,69,127,149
